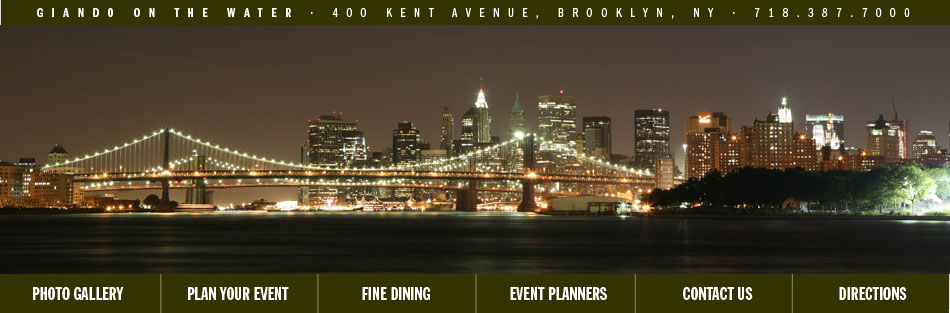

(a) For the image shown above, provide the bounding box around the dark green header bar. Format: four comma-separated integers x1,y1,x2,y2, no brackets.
1,0,948,25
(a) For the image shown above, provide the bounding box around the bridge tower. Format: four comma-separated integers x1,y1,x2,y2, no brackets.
160,128,171,206
455,179,478,212
517,134,539,212
185,154,210,204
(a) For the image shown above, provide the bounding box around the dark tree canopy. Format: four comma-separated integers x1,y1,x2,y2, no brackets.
644,163,948,212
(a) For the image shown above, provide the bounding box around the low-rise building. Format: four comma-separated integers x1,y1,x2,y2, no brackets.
548,195,629,214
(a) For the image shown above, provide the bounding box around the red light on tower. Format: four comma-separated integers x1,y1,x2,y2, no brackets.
559,90,564,95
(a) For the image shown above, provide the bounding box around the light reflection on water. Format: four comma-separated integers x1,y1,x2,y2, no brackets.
1,212,948,273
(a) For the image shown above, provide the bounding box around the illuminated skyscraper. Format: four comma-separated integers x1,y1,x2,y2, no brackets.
910,130,938,159
341,130,368,166
684,111,731,178
777,97,793,123
867,114,902,162
473,80,492,143
889,101,909,160
508,94,526,139
750,113,794,169
537,91,577,154
305,112,362,203
308,112,359,168
440,106,454,154
634,109,671,169
392,121,422,166
805,113,845,150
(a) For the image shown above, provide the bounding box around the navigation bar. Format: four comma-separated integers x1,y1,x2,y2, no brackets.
1,274,948,312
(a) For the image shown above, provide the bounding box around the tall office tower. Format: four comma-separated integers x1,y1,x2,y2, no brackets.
341,130,368,166
456,107,478,154
440,106,454,154
508,94,526,139
750,112,794,169
392,121,422,166
791,132,819,171
910,130,938,159
684,111,731,179
473,82,492,143
634,109,671,170
890,102,909,160
777,97,793,123
308,112,360,168
805,113,845,150
867,114,902,162
582,116,612,159
306,113,362,204
537,91,577,154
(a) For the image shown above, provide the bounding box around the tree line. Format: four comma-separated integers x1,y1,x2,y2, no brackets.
644,163,950,212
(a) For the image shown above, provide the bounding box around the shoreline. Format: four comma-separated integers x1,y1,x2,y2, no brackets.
639,213,950,221
3,207,950,221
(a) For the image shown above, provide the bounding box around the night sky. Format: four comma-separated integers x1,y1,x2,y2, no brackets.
2,26,949,203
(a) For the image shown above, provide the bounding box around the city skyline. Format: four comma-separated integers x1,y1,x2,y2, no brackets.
4,26,950,202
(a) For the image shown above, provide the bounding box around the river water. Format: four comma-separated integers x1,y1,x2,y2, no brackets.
1,212,948,273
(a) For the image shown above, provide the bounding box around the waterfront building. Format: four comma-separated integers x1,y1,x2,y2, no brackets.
44,144,84,204
0,161,24,201
0,161,72,208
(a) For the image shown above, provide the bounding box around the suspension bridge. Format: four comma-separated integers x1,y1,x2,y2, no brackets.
45,128,655,212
